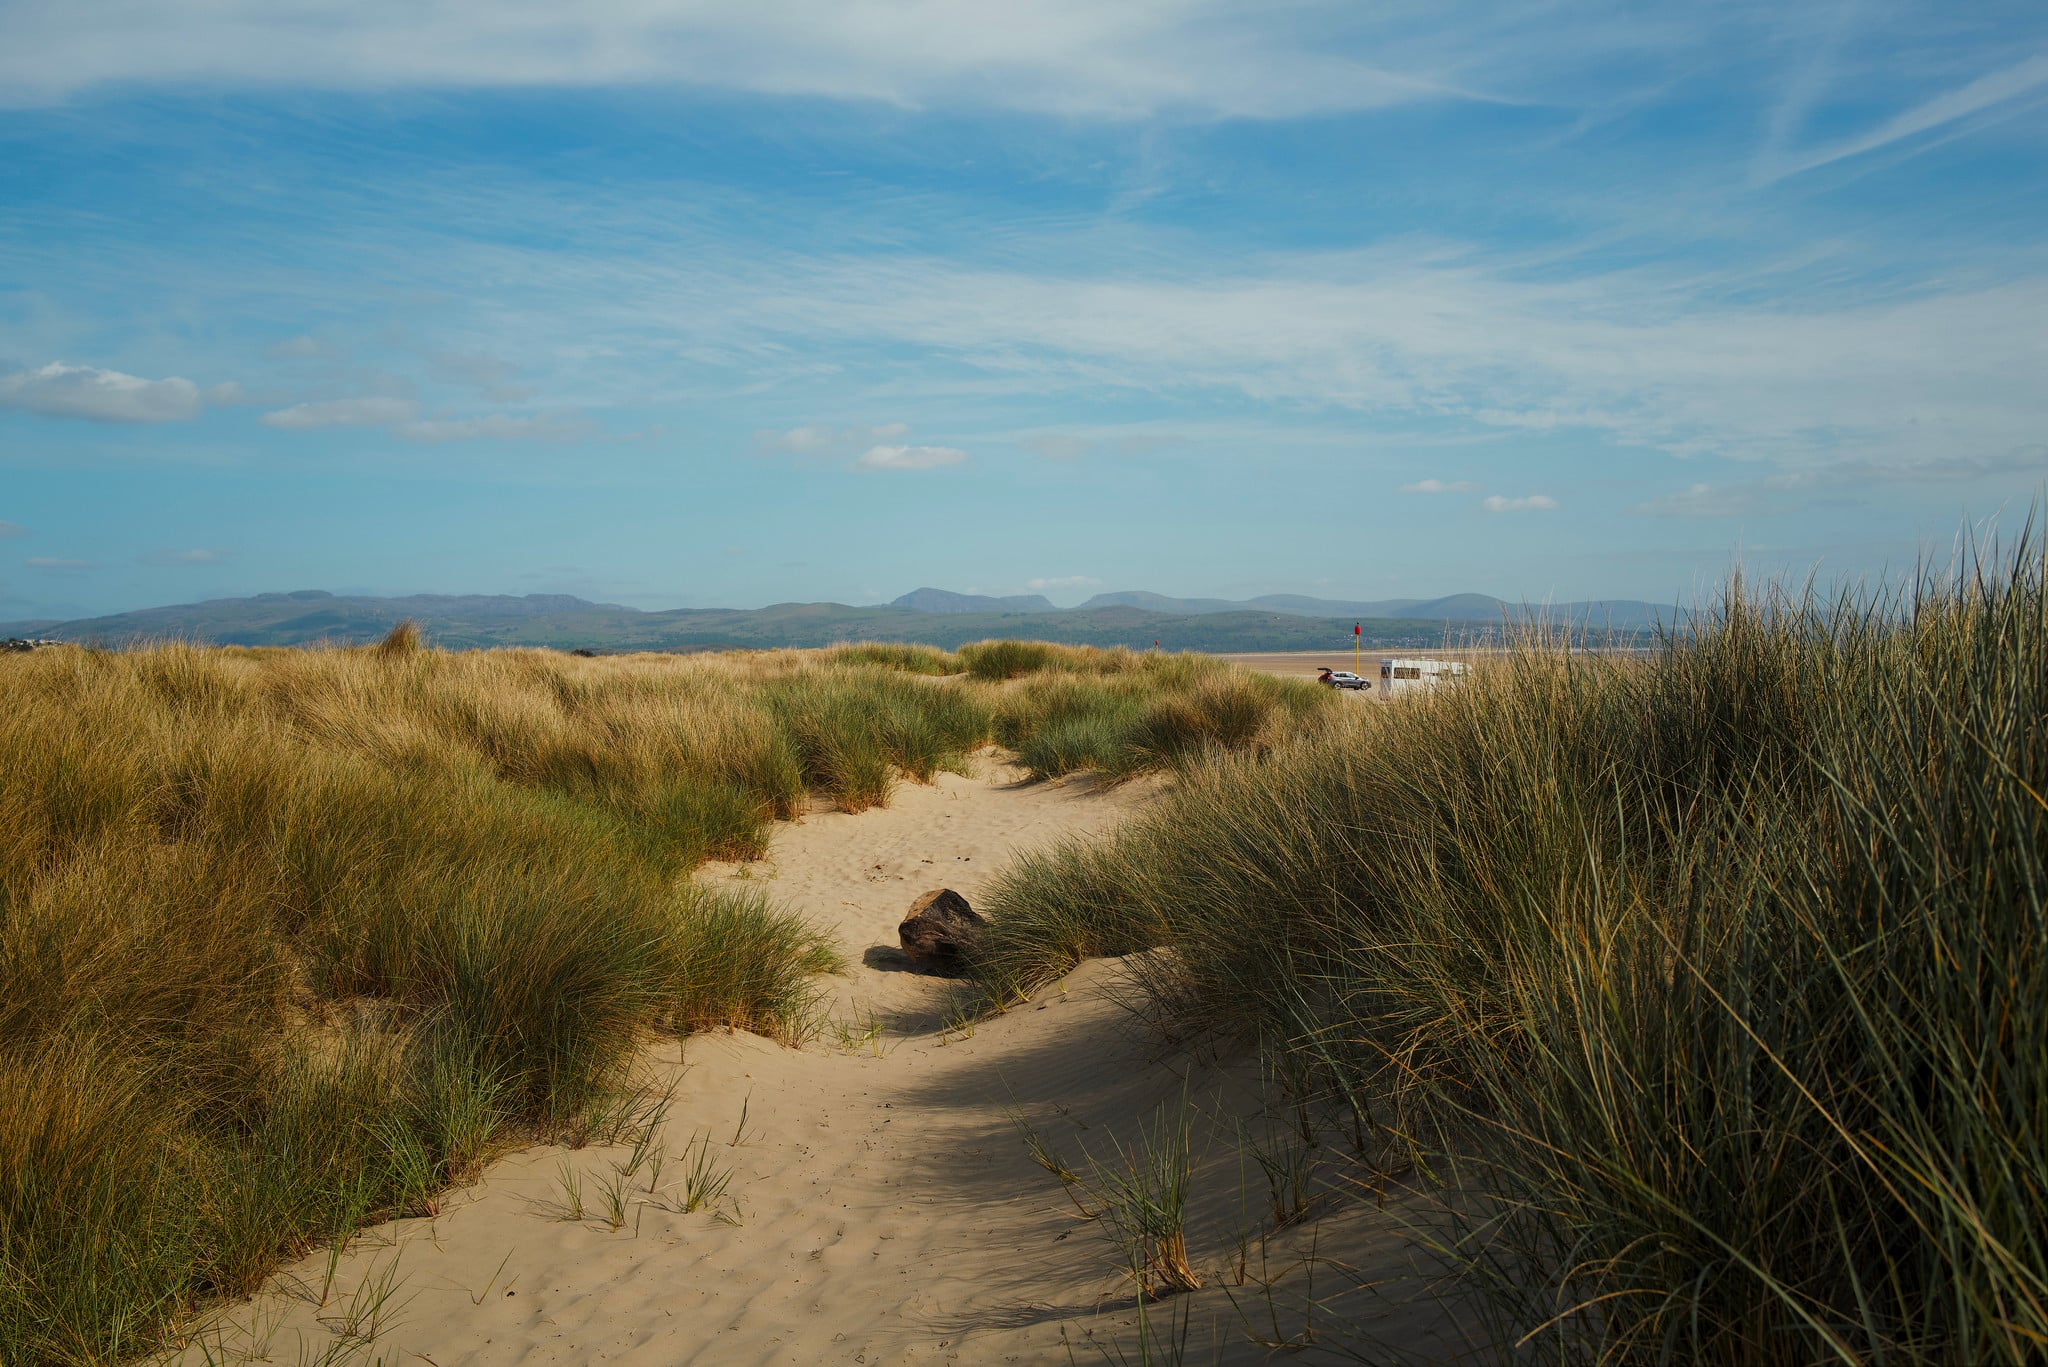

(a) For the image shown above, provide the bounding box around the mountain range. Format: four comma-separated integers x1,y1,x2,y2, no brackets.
888,587,1671,627
2,586,1676,653
1065,589,1669,626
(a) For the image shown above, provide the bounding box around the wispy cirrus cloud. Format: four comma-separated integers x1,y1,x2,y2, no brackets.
25,556,94,570
260,397,589,441
0,0,1526,117
1632,446,2048,518
856,443,967,471
1761,52,2048,183
261,397,418,430
1027,574,1100,590
753,422,909,456
0,363,202,423
0,520,26,539
753,422,963,470
1400,478,1479,494
1632,479,1813,519
16,94,2043,490
706,249,2048,476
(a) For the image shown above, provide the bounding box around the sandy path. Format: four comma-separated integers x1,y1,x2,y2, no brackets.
174,760,1478,1366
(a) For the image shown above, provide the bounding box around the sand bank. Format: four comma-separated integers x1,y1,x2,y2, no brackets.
172,759,1477,1365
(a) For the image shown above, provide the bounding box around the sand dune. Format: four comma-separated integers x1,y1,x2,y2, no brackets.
172,759,1477,1365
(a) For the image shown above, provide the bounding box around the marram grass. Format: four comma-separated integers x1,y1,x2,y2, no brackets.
0,641,843,1363
974,554,2048,1365
0,634,1299,1363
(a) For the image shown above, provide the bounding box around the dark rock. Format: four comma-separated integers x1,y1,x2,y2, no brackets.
898,888,985,970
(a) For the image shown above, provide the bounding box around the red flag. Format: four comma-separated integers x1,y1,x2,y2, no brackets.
1354,622,1361,636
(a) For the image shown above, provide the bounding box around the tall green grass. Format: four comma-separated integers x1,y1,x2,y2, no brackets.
990,651,1334,780
973,557,2048,1364
824,642,963,675
960,639,1088,679
763,663,993,807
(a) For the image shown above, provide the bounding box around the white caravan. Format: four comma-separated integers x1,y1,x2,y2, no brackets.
1378,656,1469,698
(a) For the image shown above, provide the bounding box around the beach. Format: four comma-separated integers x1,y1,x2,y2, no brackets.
170,756,1475,1365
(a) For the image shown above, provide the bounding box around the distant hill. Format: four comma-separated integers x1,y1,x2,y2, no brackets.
1077,590,1265,615
1075,589,1674,630
0,589,1660,654
1242,594,1426,617
2,580,1683,654
0,591,655,650
890,588,1058,614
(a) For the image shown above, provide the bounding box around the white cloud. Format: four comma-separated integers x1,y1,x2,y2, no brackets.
755,422,910,456
1631,480,1792,519
856,443,967,471
1631,446,2048,518
707,248,2048,478
756,425,836,454
0,520,25,539
1027,575,1101,591
260,397,583,440
17,86,2033,490
142,547,229,566
261,396,419,429
1400,478,1478,494
1483,494,1558,512
0,1,1507,118
0,362,201,422
26,556,94,570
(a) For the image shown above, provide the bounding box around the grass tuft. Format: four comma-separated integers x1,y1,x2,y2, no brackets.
825,642,963,675
371,620,422,658
988,652,1333,783
976,544,2048,1364
662,887,844,1043
1019,1095,1203,1299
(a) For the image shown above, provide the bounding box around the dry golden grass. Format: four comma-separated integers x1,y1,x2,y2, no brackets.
0,637,957,1361
0,632,1319,1363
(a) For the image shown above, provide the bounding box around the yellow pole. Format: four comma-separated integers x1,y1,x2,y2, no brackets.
1354,624,1360,676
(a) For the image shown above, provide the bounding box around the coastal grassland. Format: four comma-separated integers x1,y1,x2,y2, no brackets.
977,644,1338,780
822,642,962,675
0,635,1310,1363
0,640,852,1363
973,561,2048,1364
837,636,1339,782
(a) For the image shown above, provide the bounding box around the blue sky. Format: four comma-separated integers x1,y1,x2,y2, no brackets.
2,2,2045,620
